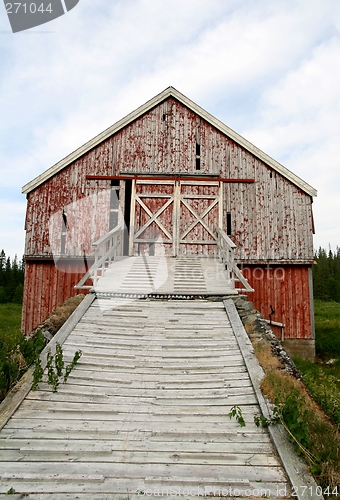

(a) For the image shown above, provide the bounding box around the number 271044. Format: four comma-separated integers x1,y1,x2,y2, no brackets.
5,3,53,14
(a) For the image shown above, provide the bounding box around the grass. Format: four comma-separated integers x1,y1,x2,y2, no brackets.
293,358,340,425
252,299,340,495
0,304,45,401
313,299,340,361
0,303,23,349
0,295,84,402
261,369,340,490
294,300,340,426
286,300,340,492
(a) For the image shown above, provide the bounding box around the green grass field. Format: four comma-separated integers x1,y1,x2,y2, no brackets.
0,303,23,349
294,300,340,426
314,300,340,360
0,304,44,401
0,304,23,400
0,297,83,401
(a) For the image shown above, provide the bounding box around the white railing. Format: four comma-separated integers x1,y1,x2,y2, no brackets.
75,225,123,290
216,227,254,292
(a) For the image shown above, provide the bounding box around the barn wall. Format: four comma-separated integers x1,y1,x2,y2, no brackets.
24,97,314,263
21,261,90,334
240,265,313,340
114,98,313,261
24,132,116,258
22,96,315,337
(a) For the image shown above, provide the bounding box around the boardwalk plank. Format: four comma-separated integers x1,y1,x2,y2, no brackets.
0,297,293,498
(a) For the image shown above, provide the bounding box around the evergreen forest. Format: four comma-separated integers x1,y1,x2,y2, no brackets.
313,247,340,302
0,250,25,304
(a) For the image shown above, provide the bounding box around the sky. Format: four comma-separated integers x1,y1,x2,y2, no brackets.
0,0,339,260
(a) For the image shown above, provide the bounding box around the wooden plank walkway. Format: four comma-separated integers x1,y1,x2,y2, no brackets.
93,256,237,295
0,298,293,498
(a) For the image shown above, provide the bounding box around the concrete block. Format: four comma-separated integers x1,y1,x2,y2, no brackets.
282,339,315,361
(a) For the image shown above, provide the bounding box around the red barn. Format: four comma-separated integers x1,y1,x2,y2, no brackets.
22,87,317,357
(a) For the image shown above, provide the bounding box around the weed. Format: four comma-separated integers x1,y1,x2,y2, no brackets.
254,400,281,428
46,349,60,392
0,296,84,401
32,343,82,392
260,368,340,491
54,342,64,377
0,305,45,401
32,357,44,391
227,405,246,427
63,349,82,383
280,391,311,452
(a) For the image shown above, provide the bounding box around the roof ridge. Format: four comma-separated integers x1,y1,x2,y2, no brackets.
22,87,317,197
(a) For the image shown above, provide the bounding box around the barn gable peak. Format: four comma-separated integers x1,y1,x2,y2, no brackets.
22,86,317,197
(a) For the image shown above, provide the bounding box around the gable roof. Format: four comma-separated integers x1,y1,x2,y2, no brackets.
22,87,317,197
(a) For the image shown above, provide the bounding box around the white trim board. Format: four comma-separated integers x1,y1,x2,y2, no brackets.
22,87,317,197
223,299,323,500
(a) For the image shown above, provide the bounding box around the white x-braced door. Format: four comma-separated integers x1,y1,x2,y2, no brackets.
129,179,222,257
176,180,222,256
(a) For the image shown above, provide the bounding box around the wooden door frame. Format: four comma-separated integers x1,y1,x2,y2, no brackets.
129,179,176,256
129,179,223,256
175,180,222,256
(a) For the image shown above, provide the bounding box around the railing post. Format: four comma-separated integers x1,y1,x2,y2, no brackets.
94,246,98,287
74,225,131,290
216,227,254,293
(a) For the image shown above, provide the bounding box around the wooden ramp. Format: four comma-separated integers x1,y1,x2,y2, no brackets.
93,256,237,295
0,297,294,498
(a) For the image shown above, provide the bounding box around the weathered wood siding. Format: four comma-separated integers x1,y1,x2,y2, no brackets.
24,97,314,261
22,96,315,336
241,265,313,340
25,176,112,257
21,261,90,334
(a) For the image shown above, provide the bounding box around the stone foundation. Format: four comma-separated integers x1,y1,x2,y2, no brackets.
282,339,315,361
227,295,315,374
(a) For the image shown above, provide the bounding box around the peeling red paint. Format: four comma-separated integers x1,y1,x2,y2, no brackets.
22,96,315,336
240,265,312,340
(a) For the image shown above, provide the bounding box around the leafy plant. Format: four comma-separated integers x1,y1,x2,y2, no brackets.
46,350,60,392
64,349,82,383
254,400,281,428
228,405,246,427
32,342,82,392
0,297,84,402
255,391,318,470
32,357,44,391
55,343,64,377
0,310,45,401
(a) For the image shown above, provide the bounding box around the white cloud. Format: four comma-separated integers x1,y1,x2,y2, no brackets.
241,33,340,250
0,200,26,259
0,0,340,255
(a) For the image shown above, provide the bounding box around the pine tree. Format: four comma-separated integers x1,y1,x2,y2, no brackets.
313,246,340,302
0,251,25,304
0,250,5,288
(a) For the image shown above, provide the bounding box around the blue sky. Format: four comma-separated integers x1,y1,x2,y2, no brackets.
0,0,339,259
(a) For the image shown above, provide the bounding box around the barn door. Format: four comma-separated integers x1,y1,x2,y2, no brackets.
176,180,222,256
129,179,222,257
129,180,176,256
